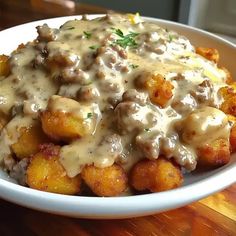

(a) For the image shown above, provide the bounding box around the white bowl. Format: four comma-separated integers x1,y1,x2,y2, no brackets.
0,15,235,219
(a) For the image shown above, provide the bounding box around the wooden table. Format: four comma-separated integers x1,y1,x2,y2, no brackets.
0,186,236,235
0,1,235,235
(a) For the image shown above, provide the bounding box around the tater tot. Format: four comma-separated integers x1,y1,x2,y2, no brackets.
230,125,236,153
145,74,174,108
219,86,235,100
220,96,236,116
41,95,99,141
0,55,10,77
27,144,81,194
11,123,49,159
81,164,128,197
196,47,219,64
130,157,183,193
219,83,236,116
197,139,230,167
41,110,86,141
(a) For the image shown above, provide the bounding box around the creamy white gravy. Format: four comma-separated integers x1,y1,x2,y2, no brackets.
0,14,231,177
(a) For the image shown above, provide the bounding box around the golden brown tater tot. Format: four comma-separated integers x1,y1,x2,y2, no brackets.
146,74,174,108
197,139,230,167
130,157,183,193
11,123,49,159
219,86,235,100
81,164,128,197
41,111,86,141
220,96,236,116
196,47,219,64
27,144,81,194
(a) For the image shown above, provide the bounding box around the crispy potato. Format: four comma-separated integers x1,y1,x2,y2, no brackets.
145,74,174,108
230,125,236,153
196,47,219,64
11,123,49,159
130,157,183,193
219,86,236,100
81,164,128,197
27,144,81,194
41,110,87,141
197,139,230,167
41,95,98,141
219,83,236,116
0,55,10,77
220,96,236,116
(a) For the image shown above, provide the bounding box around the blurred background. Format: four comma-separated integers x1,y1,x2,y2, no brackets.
0,0,235,43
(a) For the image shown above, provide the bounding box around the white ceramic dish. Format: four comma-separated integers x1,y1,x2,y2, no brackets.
0,15,235,219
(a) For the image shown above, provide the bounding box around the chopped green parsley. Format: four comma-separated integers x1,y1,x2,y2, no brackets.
112,28,139,49
168,34,176,42
83,31,92,39
86,112,93,119
130,64,139,69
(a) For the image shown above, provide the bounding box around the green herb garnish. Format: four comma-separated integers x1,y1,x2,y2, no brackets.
168,34,176,42
112,28,139,49
87,112,93,119
112,28,123,37
83,31,92,39
144,128,151,132
89,45,99,50
130,64,139,69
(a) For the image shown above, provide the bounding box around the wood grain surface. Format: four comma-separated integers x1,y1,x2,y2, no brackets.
0,1,235,235
0,184,235,236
